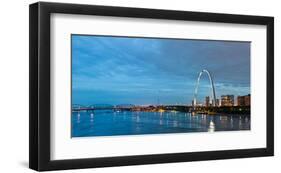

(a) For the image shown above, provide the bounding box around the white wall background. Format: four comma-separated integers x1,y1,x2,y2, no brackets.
0,0,279,172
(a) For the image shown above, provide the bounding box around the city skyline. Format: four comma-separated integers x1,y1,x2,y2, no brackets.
72,35,250,105
202,94,250,107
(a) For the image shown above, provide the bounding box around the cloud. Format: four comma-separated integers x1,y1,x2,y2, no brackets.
72,35,250,105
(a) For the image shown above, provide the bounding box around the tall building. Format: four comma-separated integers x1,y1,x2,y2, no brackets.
221,95,234,106
215,99,220,106
237,94,251,106
205,96,210,107
245,94,250,106
237,96,245,106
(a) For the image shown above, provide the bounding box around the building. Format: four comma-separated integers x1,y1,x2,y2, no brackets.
237,94,251,106
237,96,245,106
221,95,234,106
245,94,250,106
215,99,220,106
205,96,210,107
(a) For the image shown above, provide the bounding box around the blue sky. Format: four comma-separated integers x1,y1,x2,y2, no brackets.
72,35,250,106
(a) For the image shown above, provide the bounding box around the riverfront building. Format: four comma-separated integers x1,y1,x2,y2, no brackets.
221,95,234,106
215,99,220,106
205,96,210,107
237,94,251,106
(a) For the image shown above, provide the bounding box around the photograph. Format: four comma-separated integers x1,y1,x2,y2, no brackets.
28,1,274,171
71,35,251,138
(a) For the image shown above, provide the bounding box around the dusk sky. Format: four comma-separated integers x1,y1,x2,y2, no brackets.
72,35,250,106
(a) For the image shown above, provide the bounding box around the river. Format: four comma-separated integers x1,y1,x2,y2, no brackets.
71,110,250,137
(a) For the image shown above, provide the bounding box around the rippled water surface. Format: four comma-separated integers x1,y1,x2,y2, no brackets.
71,111,250,137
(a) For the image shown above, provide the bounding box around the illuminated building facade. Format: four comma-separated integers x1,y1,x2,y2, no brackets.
221,95,234,106
237,94,251,106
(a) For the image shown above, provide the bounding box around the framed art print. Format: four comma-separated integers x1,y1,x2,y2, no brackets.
29,2,274,171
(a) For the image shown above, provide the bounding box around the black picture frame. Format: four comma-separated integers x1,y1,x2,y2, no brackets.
29,2,274,171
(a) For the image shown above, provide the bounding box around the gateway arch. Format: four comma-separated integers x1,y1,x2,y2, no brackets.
193,69,217,107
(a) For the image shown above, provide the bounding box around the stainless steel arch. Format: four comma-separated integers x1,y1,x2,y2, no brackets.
193,69,217,107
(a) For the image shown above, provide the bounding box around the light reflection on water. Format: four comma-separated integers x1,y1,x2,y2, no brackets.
71,110,250,137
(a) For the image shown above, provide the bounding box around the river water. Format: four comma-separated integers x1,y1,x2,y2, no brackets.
71,110,250,137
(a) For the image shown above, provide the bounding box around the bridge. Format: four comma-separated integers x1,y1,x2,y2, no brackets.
72,104,135,112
